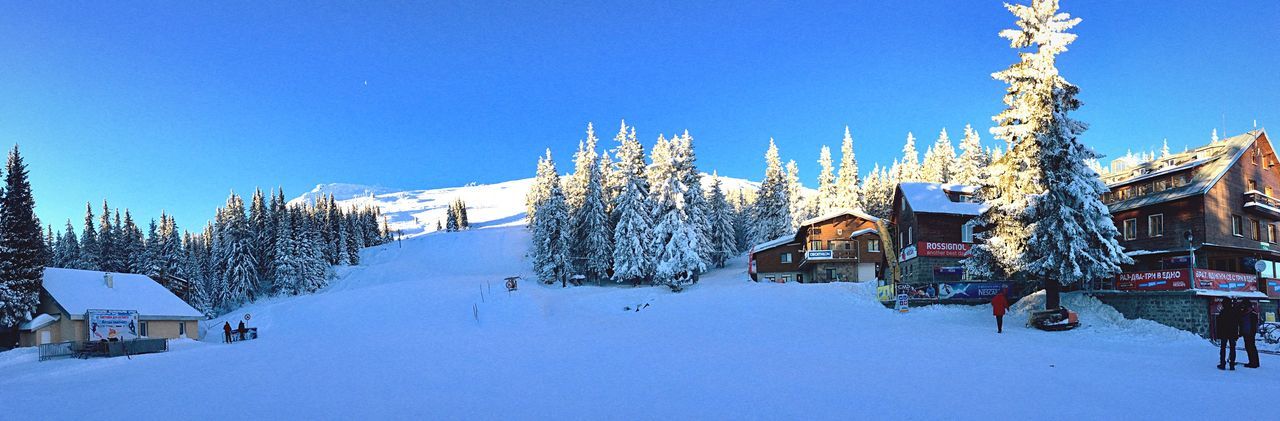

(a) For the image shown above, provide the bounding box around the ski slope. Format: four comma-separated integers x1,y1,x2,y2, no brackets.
3,180,1273,420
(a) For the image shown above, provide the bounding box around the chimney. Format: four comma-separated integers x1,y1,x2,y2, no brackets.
104,273,114,289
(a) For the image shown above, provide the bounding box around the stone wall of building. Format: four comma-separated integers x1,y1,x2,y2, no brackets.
900,256,966,285
1092,291,1211,336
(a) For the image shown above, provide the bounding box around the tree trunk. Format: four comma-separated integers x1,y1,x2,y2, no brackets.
1044,279,1061,310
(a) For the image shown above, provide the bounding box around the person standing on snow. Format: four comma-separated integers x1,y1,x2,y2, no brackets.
991,291,1009,333
237,321,247,341
1239,301,1261,369
222,321,233,344
1216,299,1241,370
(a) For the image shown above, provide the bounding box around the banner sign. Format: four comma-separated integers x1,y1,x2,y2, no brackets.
897,283,937,300
1263,278,1280,298
1115,269,1191,291
917,242,972,258
899,245,917,262
935,266,965,275
806,250,834,260
1115,269,1258,292
87,309,140,341
937,282,1012,300
895,294,909,313
876,284,896,302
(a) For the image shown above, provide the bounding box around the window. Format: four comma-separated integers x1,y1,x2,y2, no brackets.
1268,186,1275,197
765,276,776,283
827,268,837,279
781,253,792,264
1249,179,1258,191
907,226,913,245
1252,219,1261,241
1123,218,1137,240
782,275,791,283
843,241,853,250
179,322,187,337
812,228,822,235
961,223,975,243
1232,215,1243,237
868,240,881,252
139,321,149,337
810,240,823,250
1269,224,1276,244
1155,179,1168,191
1147,214,1164,237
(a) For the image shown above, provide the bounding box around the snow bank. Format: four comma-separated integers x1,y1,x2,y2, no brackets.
1009,290,1201,342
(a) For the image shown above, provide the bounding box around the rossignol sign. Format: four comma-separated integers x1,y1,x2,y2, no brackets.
900,242,970,261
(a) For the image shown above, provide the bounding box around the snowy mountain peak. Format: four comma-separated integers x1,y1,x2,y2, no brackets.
291,183,401,206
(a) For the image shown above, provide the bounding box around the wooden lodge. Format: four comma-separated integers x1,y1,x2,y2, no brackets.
749,209,885,283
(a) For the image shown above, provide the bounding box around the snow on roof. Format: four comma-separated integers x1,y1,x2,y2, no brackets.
898,182,984,216
750,235,797,254
1192,289,1270,299
799,208,880,227
41,268,203,320
18,313,59,331
846,228,877,238
1106,130,1266,213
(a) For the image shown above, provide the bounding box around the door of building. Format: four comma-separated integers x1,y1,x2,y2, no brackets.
39,330,51,345
858,263,876,282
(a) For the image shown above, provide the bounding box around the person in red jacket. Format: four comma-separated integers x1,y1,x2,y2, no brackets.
222,322,233,344
991,291,1009,333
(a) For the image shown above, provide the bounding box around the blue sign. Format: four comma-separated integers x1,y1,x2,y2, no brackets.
937,282,1012,300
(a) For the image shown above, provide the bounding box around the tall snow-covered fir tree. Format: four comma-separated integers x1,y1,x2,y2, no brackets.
530,155,572,286
525,149,559,227
0,146,46,337
953,124,990,186
896,132,922,182
648,134,673,192
749,139,792,245
119,210,145,273
861,164,894,219
785,160,806,229
570,152,612,283
566,123,599,212
56,219,80,269
921,128,956,183
78,203,99,270
249,189,274,292
650,158,705,291
215,192,260,311
97,202,116,272
731,190,753,253
707,174,738,268
673,131,713,267
445,199,460,232
815,145,837,214
967,0,1130,310
834,126,861,210
611,169,653,285
1160,139,1171,158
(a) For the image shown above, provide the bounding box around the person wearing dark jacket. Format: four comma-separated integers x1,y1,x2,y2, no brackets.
991,292,1009,333
222,322,233,344
237,321,247,341
1216,299,1241,370
1239,301,1261,368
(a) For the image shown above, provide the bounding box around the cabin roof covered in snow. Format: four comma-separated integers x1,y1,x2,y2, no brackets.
846,228,877,238
750,235,798,254
19,313,59,331
1105,130,1267,213
799,208,880,227
897,182,984,216
41,268,204,320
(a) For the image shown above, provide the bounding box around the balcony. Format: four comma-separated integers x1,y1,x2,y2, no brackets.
1243,191,1280,218
801,249,858,265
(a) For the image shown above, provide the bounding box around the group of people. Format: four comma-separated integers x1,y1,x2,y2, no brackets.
222,321,250,344
1215,298,1263,370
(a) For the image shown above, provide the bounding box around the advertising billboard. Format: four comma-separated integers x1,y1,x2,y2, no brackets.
937,282,1011,300
1115,269,1192,291
917,242,972,258
87,309,140,341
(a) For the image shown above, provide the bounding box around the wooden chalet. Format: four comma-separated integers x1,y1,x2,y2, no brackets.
749,209,885,283
890,182,983,286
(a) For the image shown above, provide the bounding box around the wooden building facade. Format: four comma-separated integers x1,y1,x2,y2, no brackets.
749,209,885,283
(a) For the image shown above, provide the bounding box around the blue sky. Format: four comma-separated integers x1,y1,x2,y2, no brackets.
1,1,1277,232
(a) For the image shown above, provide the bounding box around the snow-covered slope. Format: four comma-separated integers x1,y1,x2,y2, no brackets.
289,173,779,238
2,178,1262,420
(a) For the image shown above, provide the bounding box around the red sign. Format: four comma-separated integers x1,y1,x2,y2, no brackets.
916,242,971,258
1115,269,1191,290
1192,269,1257,292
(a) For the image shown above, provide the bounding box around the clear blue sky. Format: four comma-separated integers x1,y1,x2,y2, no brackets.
1,1,1276,232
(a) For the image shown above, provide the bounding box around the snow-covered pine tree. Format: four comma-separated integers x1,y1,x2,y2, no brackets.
648,134,672,191
0,146,45,336
1160,139,1171,158
611,171,653,285
296,206,332,293
457,199,469,230
953,124,990,186
215,192,260,311
650,159,705,291
816,145,837,214
707,173,738,268
968,0,1130,310
249,189,274,293
119,210,145,273
273,206,300,295
834,126,862,210
44,226,56,267
344,214,361,265
570,152,612,283
861,164,895,219
97,201,116,272
921,128,956,183
599,149,617,213
566,123,599,212
673,131,713,268
526,149,558,227
785,159,809,229
749,139,792,245
57,219,80,269
530,159,572,287
900,132,923,182
79,203,99,270
445,199,459,232
731,190,752,253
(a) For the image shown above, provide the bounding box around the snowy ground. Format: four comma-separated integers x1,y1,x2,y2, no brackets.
4,181,1274,420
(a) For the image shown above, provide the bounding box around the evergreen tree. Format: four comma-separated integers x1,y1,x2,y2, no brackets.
968,0,1130,309
525,149,559,226
566,123,599,212
611,172,653,285
79,203,100,270
816,145,837,214
0,146,45,334
530,154,571,286
834,126,862,210
119,210,145,273
673,131,713,267
273,207,301,295
785,159,809,229
249,189,274,292
215,192,259,310
731,191,752,253
98,201,116,271
1160,139,1171,158
445,200,459,232
56,219,80,269
896,132,922,182
861,164,894,219
707,174,738,268
749,139,792,245
650,164,705,291
953,124,990,186
921,128,956,183
571,153,612,283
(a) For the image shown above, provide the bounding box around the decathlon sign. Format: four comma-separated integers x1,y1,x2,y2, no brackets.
806,250,834,260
